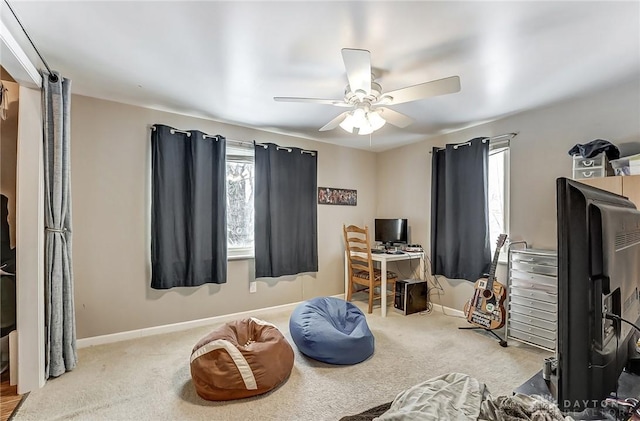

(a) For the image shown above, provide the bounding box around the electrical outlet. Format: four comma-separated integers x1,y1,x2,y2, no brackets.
249,282,257,293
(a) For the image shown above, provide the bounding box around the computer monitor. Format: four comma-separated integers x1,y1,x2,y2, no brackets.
556,177,640,413
374,218,408,246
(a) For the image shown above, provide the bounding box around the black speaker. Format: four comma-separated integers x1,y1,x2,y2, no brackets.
394,279,428,315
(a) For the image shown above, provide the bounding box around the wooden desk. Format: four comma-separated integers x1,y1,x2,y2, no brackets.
344,251,425,317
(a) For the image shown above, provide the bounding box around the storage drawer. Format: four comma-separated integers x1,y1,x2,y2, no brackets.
510,295,556,314
510,286,557,304
510,269,557,287
573,168,605,179
509,319,556,340
510,252,557,268
510,277,557,294
511,261,557,277
508,311,556,331
509,300,556,321
509,327,556,350
573,154,605,169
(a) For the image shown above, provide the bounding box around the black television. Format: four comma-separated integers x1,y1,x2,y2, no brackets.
556,177,640,413
374,218,408,246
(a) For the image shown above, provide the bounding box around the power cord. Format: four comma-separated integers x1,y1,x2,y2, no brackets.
603,312,640,420
631,399,640,420
393,253,418,280
420,253,437,315
604,313,640,334
419,253,465,319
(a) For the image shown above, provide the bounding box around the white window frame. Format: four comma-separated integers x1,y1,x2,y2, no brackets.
226,143,255,260
488,141,510,263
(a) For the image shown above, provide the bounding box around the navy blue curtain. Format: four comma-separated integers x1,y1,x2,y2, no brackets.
430,137,491,281
151,125,227,289
254,143,318,278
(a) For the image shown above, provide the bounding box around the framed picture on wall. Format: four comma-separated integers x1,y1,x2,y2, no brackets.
318,187,357,206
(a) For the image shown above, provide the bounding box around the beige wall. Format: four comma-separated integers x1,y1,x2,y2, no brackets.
0,80,18,247
70,77,640,338
377,78,640,311
70,95,378,339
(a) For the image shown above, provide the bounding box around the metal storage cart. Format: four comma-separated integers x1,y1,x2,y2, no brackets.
506,242,557,351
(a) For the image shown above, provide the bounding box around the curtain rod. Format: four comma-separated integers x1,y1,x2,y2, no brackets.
149,125,316,155
429,132,518,153
150,125,240,142
4,0,58,83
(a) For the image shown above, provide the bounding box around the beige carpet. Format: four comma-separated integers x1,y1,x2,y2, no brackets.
14,299,551,420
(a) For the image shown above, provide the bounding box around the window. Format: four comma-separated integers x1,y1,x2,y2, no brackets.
488,143,510,258
226,144,254,258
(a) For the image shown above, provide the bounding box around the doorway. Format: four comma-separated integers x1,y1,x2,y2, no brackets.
0,65,20,418
0,65,18,374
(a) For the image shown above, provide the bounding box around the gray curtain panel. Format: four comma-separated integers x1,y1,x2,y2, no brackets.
430,137,491,282
254,143,318,278
150,125,227,289
43,71,77,378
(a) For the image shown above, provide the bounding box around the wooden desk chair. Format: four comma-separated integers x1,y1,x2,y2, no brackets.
343,224,398,314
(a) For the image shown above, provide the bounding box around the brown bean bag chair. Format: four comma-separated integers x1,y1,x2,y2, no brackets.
190,317,294,401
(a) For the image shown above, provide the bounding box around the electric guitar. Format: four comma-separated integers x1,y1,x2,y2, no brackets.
463,234,508,330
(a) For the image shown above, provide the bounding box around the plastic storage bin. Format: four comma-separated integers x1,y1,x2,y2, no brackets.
572,153,613,179
610,157,630,176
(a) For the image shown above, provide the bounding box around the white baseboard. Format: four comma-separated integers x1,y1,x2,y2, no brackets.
430,303,466,318
78,294,345,349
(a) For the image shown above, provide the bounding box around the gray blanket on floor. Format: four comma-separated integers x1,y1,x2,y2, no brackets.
375,372,488,420
340,373,571,421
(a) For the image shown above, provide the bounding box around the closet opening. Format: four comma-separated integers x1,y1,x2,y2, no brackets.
0,65,18,379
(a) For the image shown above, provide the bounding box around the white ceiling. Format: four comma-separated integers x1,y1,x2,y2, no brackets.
4,1,639,151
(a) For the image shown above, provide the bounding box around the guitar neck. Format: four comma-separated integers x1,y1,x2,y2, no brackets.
486,245,502,286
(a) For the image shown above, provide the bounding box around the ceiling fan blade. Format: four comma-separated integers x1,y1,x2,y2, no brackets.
380,76,461,105
377,107,414,128
342,48,371,95
319,111,350,132
274,97,351,107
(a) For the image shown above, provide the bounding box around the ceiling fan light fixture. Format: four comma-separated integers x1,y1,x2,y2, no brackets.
339,112,357,133
367,110,386,131
357,124,374,136
339,107,387,135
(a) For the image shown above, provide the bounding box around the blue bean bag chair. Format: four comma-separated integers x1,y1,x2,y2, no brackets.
289,297,374,365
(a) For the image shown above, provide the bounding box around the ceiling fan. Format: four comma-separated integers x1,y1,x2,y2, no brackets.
274,48,461,135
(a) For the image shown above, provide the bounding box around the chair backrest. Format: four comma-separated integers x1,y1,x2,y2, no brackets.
343,224,374,282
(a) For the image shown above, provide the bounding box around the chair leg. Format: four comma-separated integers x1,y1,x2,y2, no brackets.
346,280,353,302
368,289,374,314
